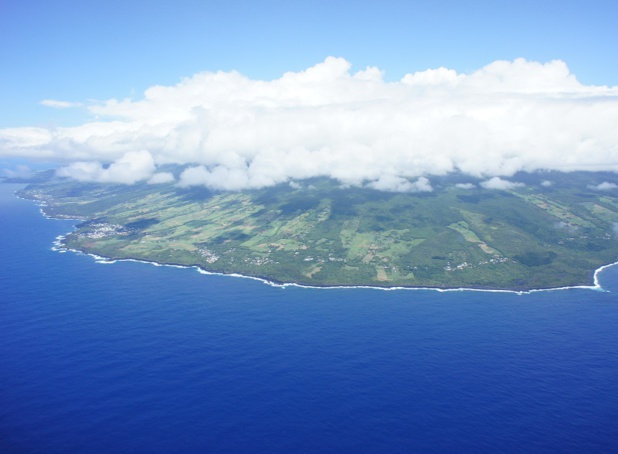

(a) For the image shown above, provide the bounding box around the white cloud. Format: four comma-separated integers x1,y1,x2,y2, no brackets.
411,176,434,192
366,175,433,193
56,150,155,184
40,99,82,109
590,182,617,191
402,67,462,87
0,127,54,150
2,164,34,178
480,177,524,190
148,172,175,184
455,183,475,190
178,165,281,191
2,164,33,179
541,180,553,187
2,57,618,190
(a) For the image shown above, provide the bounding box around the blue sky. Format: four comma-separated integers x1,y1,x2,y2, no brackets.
1,1,617,187
2,0,616,127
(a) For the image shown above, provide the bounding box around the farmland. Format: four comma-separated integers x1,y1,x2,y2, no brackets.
19,171,618,290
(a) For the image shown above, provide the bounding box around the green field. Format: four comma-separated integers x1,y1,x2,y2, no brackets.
18,170,618,290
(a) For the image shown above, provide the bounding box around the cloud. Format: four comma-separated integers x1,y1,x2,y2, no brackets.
541,180,553,187
178,165,280,191
56,150,155,184
40,99,83,109
148,172,175,184
480,177,524,190
2,57,618,190
2,164,33,179
366,175,433,193
589,182,617,191
455,183,475,190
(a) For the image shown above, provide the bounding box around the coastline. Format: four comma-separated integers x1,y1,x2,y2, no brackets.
51,231,613,296
21,190,614,295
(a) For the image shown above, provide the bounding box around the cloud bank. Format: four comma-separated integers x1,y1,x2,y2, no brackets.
2,57,618,191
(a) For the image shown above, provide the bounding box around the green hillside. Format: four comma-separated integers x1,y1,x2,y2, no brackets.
19,171,618,290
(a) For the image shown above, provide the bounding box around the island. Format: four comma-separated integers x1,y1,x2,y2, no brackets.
16,170,618,291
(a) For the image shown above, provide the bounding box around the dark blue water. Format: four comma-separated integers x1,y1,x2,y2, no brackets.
2,184,618,453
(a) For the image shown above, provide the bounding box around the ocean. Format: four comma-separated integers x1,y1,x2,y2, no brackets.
2,183,618,453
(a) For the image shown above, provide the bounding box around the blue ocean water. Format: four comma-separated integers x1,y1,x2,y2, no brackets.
1,183,618,453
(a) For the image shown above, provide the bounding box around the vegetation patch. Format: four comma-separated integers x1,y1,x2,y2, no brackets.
19,171,618,290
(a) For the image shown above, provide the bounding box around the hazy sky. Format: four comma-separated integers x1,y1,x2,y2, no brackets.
1,0,617,190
